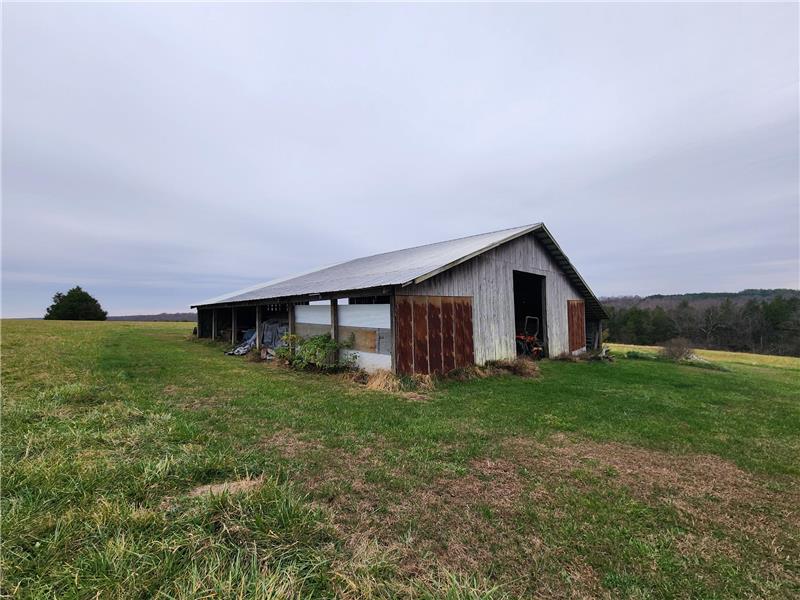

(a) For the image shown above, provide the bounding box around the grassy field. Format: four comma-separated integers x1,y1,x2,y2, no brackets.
2,320,799,599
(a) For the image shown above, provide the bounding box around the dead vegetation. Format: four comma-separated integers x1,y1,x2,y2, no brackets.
261,429,324,459
503,434,800,554
349,358,539,397
188,476,264,498
660,337,694,360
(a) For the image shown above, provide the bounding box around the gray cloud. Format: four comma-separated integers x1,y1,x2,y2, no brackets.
3,2,798,316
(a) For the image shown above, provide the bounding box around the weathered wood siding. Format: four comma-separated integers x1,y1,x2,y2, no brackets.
396,233,584,362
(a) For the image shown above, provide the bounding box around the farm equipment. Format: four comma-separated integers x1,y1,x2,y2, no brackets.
516,316,543,359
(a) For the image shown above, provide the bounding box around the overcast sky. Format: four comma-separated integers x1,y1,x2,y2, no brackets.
3,2,798,317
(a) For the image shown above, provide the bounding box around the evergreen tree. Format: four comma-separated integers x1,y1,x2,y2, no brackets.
44,286,107,321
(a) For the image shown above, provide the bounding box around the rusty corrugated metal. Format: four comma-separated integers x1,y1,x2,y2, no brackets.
568,299,586,352
394,295,474,375
395,297,413,374
412,297,429,374
441,298,455,373
427,297,443,375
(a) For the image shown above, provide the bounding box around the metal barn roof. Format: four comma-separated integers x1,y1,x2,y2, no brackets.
193,223,607,320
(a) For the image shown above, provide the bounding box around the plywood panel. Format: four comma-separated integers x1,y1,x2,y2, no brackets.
340,326,377,352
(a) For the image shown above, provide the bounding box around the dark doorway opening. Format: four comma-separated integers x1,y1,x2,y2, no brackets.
234,307,257,343
513,271,547,357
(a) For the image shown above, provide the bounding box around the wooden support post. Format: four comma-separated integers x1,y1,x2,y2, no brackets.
212,309,217,340
330,299,339,363
231,308,236,345
389,293,396,373
287,303,296,357
255,306,261,350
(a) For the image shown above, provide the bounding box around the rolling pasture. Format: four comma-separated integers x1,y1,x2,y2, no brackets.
2,321,799,598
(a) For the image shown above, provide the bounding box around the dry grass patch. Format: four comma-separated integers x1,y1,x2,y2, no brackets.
504,434,800,534
262,429,325,459
451,358,540,380
188,476,264,497
295,431,798,595
348,359,538,400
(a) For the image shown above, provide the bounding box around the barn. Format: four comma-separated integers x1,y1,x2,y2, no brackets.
192,223,607,373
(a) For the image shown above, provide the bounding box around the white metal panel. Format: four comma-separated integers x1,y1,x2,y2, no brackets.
338,304,390,328
295,305,331,325
343,349,392,373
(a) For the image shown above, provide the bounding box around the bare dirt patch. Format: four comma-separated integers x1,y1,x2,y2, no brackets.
503,435,800,537
261,429,324,459
188,476,264,498
293,431,798,595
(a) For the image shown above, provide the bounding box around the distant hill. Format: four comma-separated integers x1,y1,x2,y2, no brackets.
601,289,800,311
108,312,196,322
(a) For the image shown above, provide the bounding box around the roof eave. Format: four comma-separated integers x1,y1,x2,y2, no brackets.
403,222,608,320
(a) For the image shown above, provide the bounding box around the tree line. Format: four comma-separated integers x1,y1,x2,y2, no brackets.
604,295,800,356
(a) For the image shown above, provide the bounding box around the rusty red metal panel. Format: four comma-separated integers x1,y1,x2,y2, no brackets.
395,296,414,374
441,297,455,372
568,300,586,352
462,297,475,365
427,297,443,375
453,299,467,368
412,296,429,374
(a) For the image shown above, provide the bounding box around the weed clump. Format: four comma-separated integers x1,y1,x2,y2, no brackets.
625,350,657,361
626,345,729,372
360,358,539,393
365,370,403,393
361,370,435,393
660,338,693,361
275,333,356,372
484,358,540,378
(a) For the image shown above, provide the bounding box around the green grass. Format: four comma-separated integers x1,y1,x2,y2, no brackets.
2,320,799,598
